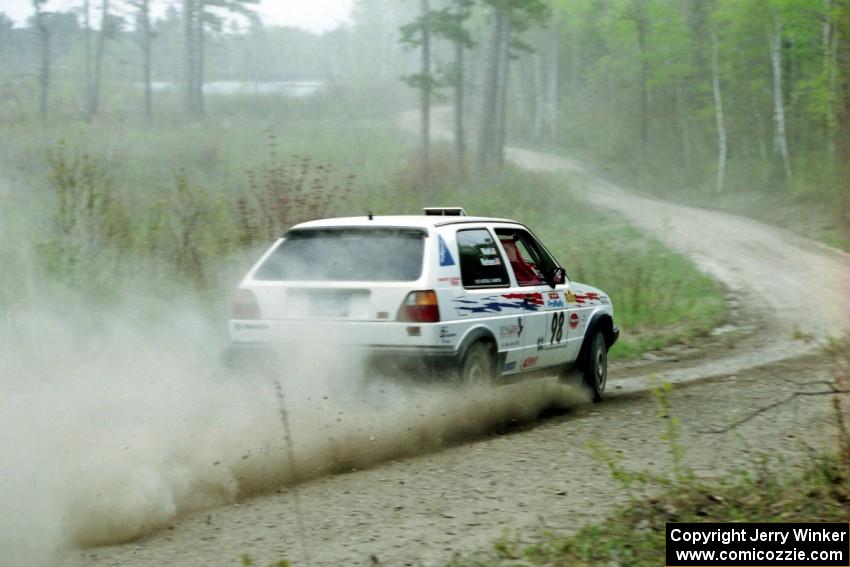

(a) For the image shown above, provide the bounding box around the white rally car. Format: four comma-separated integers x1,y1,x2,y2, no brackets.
227,208,619,400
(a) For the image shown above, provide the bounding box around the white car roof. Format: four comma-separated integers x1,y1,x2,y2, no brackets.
290,215,526,231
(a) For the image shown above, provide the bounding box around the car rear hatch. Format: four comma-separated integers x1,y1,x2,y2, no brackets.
244,226,428,322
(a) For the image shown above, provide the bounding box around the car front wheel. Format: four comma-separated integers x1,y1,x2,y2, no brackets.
583,331,607,402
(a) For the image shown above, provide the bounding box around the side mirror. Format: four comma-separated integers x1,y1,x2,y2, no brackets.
549,267,565,288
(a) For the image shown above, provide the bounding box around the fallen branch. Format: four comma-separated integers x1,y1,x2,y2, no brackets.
699,387,850,434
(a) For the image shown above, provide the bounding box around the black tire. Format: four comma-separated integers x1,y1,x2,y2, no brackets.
583,331,607,402
459,341,496,386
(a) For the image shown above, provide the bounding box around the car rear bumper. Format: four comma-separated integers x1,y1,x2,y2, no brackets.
230,318,447,348
223,341,460,376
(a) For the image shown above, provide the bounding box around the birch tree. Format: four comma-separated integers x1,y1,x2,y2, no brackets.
768,14,792,181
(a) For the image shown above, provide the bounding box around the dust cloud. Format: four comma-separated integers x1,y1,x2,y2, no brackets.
0,292,588,565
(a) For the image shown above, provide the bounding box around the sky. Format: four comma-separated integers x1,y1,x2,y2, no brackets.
1,0,354,33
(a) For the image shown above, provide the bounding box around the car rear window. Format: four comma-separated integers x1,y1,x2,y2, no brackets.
253,228,425,282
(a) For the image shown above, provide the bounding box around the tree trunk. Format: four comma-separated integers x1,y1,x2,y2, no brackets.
380,8,392,81
465,40,478,117
753,101,769,161
453,0,466,176
686,0,710,74
91,0,110,117
183,0,202,117
34,1,49,122
83,0,93,119
420,0,430,186
824,0,838,160
675,81,692,167
194,2,205,117
140,0,152,121
183,0,193,114
711,33,727,193
835,0,850,162
545,15,559,142
835,0,850,236
478,7,504,168
632,0,649,149
769,17,792,181
495,14,511,168
533,51,544,140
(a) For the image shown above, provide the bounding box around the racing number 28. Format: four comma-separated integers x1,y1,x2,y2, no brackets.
550,311,565,344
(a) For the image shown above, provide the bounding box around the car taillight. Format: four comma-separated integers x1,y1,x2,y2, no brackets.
398,290,440,323
232,289,261,319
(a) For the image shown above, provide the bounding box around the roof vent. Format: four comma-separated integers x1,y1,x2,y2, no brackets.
423,207,467,216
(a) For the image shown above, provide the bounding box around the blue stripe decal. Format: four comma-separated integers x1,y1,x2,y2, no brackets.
438,235,456,267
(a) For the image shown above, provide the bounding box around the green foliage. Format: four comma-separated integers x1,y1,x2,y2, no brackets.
587,379,689,495
400,4,475,51
0,97,400,305
486,0,551,56
399,1,477,98
40,143,132,294
650,379,690,483
528,0,850,249
159,170,236,286
585,441,650,491
485,0,550,33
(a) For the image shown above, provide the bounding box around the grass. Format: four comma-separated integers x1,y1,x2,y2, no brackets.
0,90,725,358
0,92,408,308
677,187,850,253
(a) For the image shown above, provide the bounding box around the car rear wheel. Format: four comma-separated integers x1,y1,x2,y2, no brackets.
583,330,607,402
459,341,496,386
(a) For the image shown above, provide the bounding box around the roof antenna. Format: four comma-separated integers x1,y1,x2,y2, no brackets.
367,211,373,220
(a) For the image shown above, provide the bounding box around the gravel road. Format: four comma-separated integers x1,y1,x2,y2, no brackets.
56,118,850,567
